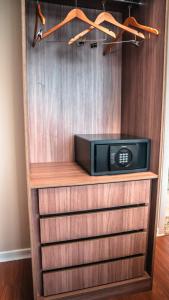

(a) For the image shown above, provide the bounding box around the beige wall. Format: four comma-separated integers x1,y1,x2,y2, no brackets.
158,6,169,235
0,0,30,251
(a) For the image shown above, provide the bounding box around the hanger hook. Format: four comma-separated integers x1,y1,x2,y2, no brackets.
128,5,132,17
102,0,107,11
75,0,77,8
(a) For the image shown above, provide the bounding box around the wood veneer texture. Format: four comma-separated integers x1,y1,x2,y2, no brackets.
41,232,147,270
43,256,145,296
121,0,167,277
39,180,151,215
40,206,149,243
6,235,169,299
27,2,122,163
22,0,167,298
29,190,42,297
121,0,166,174
30,162,157,188
22,1,42,298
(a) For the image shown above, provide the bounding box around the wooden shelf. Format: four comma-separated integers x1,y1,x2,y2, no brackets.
30,162,158,189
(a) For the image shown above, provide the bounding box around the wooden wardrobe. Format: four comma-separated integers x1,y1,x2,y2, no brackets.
21,0,168,299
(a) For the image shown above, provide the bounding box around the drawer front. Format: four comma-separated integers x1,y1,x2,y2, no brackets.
39,180,151,215
43,256,145,296
41,232,147,270
40,206,149,243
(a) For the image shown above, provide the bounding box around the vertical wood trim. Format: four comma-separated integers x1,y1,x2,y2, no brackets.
21,1,41,299
21,0,30,184
30,190,42,298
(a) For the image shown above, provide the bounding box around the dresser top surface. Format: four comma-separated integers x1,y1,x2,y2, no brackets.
29,162,158,189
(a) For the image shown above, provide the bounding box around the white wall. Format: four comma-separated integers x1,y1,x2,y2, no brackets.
0,0,30,251
158,5,169,235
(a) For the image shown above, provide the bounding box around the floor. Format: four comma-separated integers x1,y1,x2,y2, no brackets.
0,236,169,300
0,259,33,300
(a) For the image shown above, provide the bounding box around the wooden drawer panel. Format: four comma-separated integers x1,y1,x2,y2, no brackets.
39,180,151,215
41,232,147,270
43,256,145,296
40,206,149,243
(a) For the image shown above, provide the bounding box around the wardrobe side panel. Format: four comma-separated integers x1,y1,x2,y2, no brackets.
121,0,166,174
121,0,167,275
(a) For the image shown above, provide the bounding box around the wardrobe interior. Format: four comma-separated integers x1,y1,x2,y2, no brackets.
26,0,165,171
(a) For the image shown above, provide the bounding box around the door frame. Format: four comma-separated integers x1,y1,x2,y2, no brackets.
158,1,169,235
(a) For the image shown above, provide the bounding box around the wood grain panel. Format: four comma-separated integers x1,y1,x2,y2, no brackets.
40,206,149,243
121,0,166,174
43,256,145,296
27,2,122,164
23,0,167,298
39,275,152,299
39,180,151,215
30,162,157,189
2,235,169,300
121,0,167,278
28,190,42,297
41,232,147,270
5,236,169,300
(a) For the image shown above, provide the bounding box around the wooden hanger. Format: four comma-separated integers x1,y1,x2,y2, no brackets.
37,3,46,25
38,8,117,43
103,16,159,55
68,12,145,45
123,17,159,35
32,3,46,47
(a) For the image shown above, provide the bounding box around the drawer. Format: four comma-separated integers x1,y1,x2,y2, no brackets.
40,206,149,243
43,256,145,296
39,180,151,215
41,232,147,270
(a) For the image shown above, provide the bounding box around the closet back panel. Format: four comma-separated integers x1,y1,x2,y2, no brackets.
27,2,122,163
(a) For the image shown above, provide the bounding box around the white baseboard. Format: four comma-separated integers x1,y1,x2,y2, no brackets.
0,248,31,262
157,233,165,237
157,227,165,236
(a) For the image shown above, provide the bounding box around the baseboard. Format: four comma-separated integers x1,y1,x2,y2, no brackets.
0,248,31,262
157,227,165,236
157,233,165,237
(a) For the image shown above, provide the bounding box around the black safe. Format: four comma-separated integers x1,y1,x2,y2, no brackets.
75,134,150,176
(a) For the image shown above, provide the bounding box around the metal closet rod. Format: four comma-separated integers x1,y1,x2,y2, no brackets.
34,0,145,6
110,0,144,5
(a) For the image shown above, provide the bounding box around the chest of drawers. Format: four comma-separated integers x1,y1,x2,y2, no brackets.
32,180,152,297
